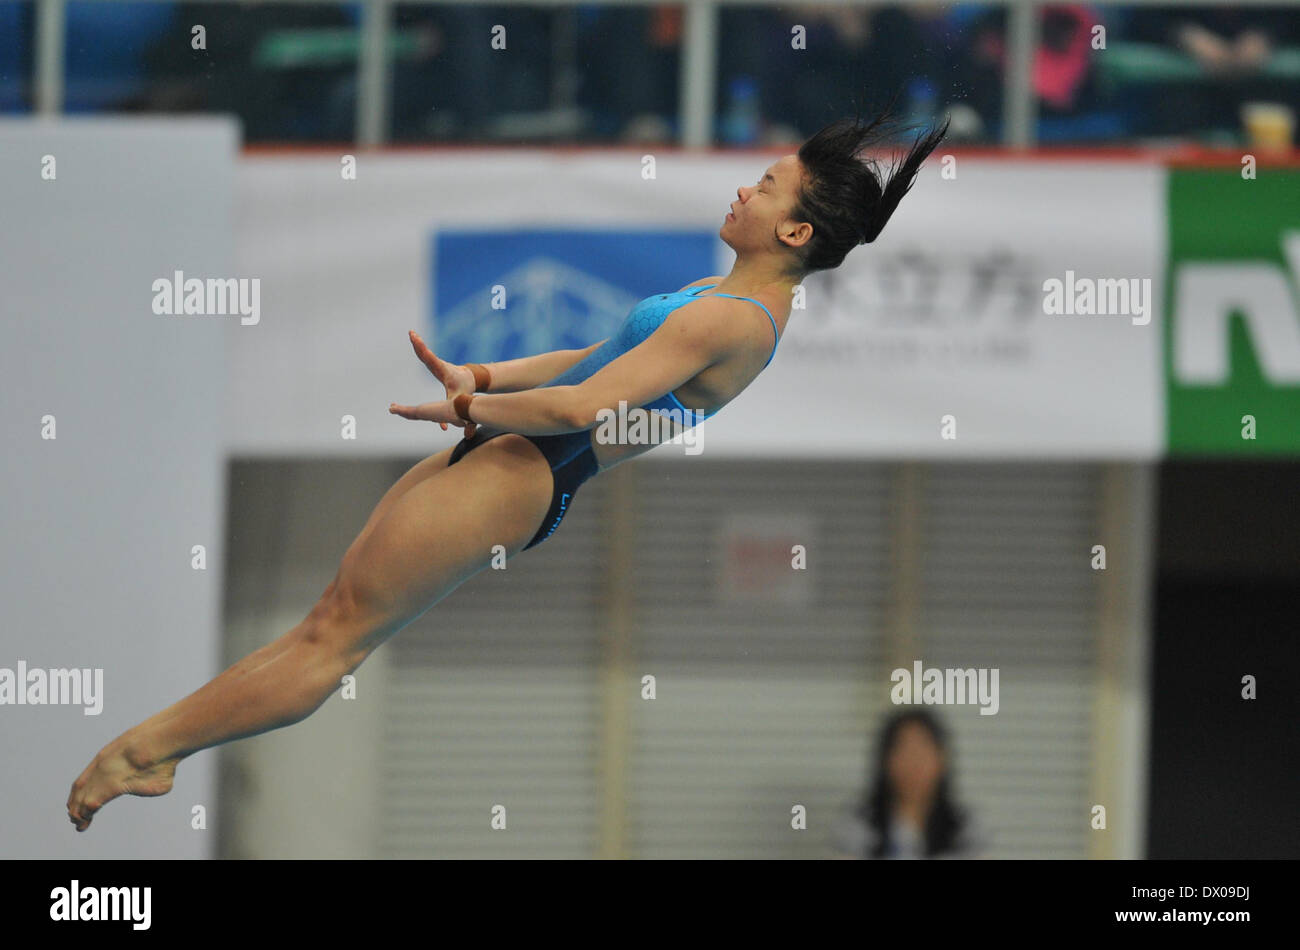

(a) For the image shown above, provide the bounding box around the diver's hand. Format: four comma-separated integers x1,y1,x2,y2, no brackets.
388,398,468,429
404,329,477,436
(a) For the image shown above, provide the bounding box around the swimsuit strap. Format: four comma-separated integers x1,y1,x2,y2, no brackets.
689,284,780,367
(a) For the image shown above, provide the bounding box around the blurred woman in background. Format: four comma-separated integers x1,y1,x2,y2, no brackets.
833,710,984,858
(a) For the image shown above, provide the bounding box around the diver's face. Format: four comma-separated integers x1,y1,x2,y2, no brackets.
721,153,805,251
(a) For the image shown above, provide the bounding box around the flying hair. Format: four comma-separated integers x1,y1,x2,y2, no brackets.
789,96,950,274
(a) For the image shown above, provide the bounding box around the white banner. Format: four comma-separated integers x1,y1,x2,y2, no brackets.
229,152,1164,458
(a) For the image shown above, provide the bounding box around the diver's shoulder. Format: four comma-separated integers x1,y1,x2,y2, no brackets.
676,276,726,293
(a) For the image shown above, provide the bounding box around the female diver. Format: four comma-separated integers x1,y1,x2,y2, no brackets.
67,109,947,830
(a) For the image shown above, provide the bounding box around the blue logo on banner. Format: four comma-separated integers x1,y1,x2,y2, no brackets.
431,230,716,364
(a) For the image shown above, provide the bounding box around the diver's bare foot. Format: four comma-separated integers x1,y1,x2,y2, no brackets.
66,738,178,832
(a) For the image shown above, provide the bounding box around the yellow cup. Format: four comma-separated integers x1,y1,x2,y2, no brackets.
1241,101,1295,151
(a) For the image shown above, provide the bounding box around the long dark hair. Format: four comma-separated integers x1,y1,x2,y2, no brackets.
859,709,969,858
789,101,949,275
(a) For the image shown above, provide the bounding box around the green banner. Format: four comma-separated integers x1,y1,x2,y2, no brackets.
1166,169,1300,455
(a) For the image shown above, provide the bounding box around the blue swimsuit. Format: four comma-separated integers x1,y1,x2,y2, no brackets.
447,283,780,549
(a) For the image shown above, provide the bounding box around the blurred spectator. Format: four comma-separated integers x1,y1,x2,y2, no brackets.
577,5,679,142
1121,5,1300,139
1128,6,1295,77
957,3,1115,139
831,710,984,859
761,5,925,140
751,4,1005,144
392,4,556,142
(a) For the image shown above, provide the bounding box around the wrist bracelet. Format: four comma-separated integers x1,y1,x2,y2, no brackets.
453,393,475,422
466,362,491,392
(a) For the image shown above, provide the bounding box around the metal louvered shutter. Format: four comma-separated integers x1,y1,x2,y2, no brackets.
226,457,1113,858
919,463,1101,858
378,471,610,858
373,457,1110,858
621,459,1103,859
627,459,896,859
